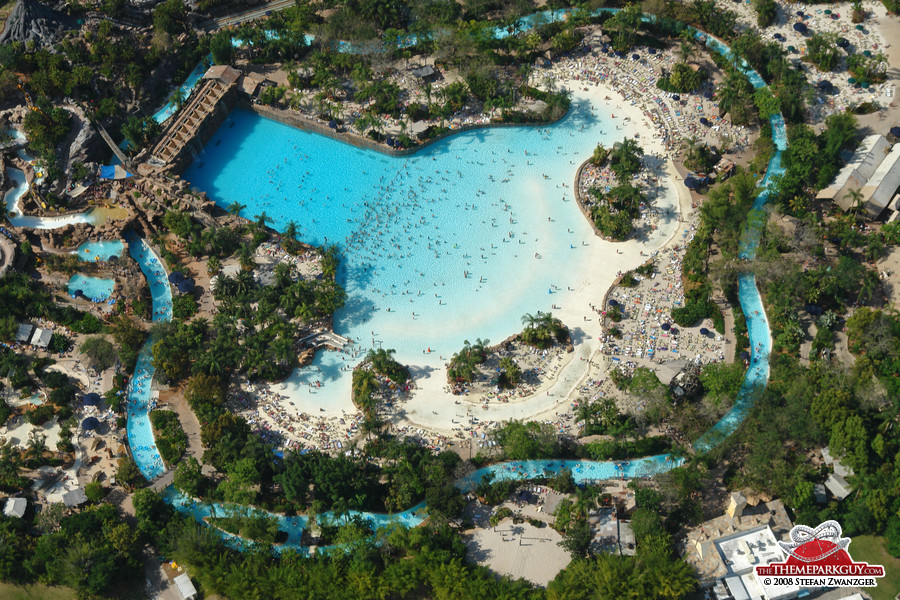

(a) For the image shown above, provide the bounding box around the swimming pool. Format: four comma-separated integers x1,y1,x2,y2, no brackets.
124,231,174,479
67,274,114,301
76,240,124,262
184,95,651,409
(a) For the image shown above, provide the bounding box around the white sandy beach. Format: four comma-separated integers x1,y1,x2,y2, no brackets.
256,76,692,445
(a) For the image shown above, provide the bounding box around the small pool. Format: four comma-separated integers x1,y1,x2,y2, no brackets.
76,240,124,262
67,274,114,302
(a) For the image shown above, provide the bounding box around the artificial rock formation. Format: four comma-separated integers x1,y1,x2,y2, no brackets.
0,0,75,47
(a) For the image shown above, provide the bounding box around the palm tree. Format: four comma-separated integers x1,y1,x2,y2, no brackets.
283,220,299,248
234,270,254,296
271,335,294,366
352,369,379,409
227,201,246,217
26,432,47,463
843,188,865,219
254,211,272,230
677,32,695,64
206,255,222,276
295,303,314,323
238,244,255,271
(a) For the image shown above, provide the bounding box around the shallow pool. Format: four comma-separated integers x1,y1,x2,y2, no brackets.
76,240,124,262
67,274,114,301
3,167,96,229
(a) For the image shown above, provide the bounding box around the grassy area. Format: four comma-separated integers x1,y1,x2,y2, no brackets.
849,535,900,600
0,583,76,600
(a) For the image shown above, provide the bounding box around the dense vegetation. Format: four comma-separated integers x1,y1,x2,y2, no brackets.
152,212,345,384
149,410,188,466
588,137,645,240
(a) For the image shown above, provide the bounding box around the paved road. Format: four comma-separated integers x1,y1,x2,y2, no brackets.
200,0,295,31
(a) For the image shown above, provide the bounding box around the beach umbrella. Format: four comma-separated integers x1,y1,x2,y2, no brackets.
73,289,84,298
168,271,184,284
648,47,657,54
699,327,709,336
177,279,195,293
631,53,640,60
673,94,681,101
795,10,803,16
863,50,872,57
824,9,831,14
670,328,679,336
740,351,750,360
684,177,700,190
83,392,101,406
328,120,337,129
848,77,857,84
855,24,864,31
661,323,671,331
787,45,796,53
703,90,713,99
82,417,100,431
861,81,870,89
890,126,900,137
609,299,619,307
793,22,807,33
838,38,850,48
699,117,710,126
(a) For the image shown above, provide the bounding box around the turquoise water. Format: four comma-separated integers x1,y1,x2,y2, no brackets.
152,57,212,124
67,274,114,301
163,486,427,553
76,240,124,262
3,167,97,229
170,11,784,548
125,231,174,479
456,455,682,491
184,101,638,404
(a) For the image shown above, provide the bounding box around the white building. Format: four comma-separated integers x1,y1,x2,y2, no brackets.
3,497,26,519
713,526,800,600
30,327,51,348
818,134,900,218
173,573,197,600
818,134,890,207
14,323,33,343
860,143,900,217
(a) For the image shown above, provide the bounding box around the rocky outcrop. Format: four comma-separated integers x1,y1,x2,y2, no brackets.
35,214,136,252
0,0,75,47
62,108,106,175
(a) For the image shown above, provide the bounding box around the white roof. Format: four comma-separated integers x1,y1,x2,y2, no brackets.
716,527,801,599
173,573,197,599
14,323,33,342
3,497,26,518
818,134,890,202
861,143,900,216
825,473,853,500
30,328,52,348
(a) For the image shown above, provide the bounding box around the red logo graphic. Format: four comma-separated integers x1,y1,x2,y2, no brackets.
756,520,885,580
